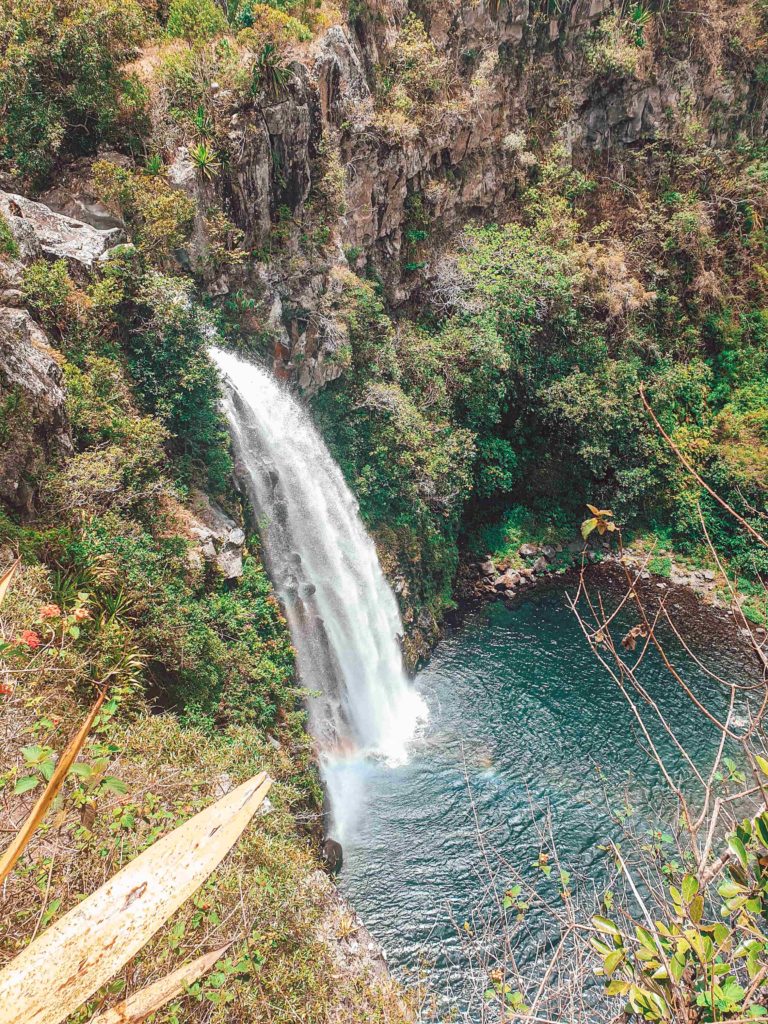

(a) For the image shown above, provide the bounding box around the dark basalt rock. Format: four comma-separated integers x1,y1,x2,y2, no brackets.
322,837,343,874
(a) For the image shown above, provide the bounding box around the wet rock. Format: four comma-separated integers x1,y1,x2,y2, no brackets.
322,837,343,874
0,191,122,267
494,569,520,590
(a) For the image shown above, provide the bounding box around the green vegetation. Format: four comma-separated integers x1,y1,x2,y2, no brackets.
317,141,768,622
0,0,148,183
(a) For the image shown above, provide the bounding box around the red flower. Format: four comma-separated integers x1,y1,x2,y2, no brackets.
0,682,13,696
39,603,62,619
17,630,41,650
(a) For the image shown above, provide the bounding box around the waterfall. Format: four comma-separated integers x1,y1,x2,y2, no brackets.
210,347,426,836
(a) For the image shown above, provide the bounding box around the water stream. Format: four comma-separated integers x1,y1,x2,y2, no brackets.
210,348,426,834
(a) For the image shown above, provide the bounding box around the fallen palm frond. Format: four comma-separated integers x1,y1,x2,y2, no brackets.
0,557,19,607
0,771,273,1024
0,685,108,886
89,942,233,1024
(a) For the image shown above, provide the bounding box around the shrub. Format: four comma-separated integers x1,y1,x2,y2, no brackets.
236,6,312,42
93,161,196,265
130,273,233,493
0,0,148,182
0,212,19,259
166,0,228,41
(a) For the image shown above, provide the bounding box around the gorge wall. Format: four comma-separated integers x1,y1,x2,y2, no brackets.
150,0,765,390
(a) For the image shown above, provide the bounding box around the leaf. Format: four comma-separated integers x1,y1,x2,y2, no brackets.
89,943,233,1024
101,777,128,795
592,915,621,938
682,874,700,904
13,776,40,795
0,558,20,608
728,835,748,870
581,517,598,540
0,687,109,887
603,949,624,974
756,755,768,778
689,895,704,925
0,772,272,1024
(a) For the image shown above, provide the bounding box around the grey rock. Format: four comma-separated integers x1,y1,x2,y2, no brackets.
186,492,246,579
480,557,497,577
322,837,343,874
541,544,557,562
519,543,539,559
532,556,549,573
0,191,122,267
0,308,72,515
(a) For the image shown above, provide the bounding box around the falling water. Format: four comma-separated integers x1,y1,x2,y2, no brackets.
210,347,426,837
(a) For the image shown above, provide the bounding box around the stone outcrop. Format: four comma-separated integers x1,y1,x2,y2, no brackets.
0,307,72,516
0,191,122,268
181,491,246,580
171,1,763,391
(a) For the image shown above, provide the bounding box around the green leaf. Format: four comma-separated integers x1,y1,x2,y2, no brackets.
21,745,45,764
592,915,621,938
68,763,94,779
14,775,40,795
603,949,624,974
682,874,699,903
581,517,598,540
40,897,61,928
719,879,747,899
68,625,80,639
755,814,768,847
728,835,748,870
755,755,768,777
102,777,128,795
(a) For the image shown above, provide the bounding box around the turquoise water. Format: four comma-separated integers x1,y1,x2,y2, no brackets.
337,580,752,1008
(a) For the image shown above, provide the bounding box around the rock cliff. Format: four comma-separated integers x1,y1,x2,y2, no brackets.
135,0,762,392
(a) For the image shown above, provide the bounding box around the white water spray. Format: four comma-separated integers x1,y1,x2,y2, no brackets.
210,347,426,837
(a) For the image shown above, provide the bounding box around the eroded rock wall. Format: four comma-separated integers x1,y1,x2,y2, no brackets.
191,0,765,391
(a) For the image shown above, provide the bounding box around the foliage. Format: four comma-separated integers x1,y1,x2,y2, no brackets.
166,0,228,41
0,0,147,182
0,212,19,259
93,161,196,265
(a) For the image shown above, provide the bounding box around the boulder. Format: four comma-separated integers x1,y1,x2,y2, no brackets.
321,837,343,874
541,544,557,561
184,491,246,580
479,557,497,577
519,543,539,559
0,191,122,268
0,308,72,515
532,556,549,574
494,569,521,590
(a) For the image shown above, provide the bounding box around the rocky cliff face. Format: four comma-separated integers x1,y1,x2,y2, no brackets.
0,190,122,515
167,0,763,391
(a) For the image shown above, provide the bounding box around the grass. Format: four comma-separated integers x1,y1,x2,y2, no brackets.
0,564,414,1024
466,504,575,568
